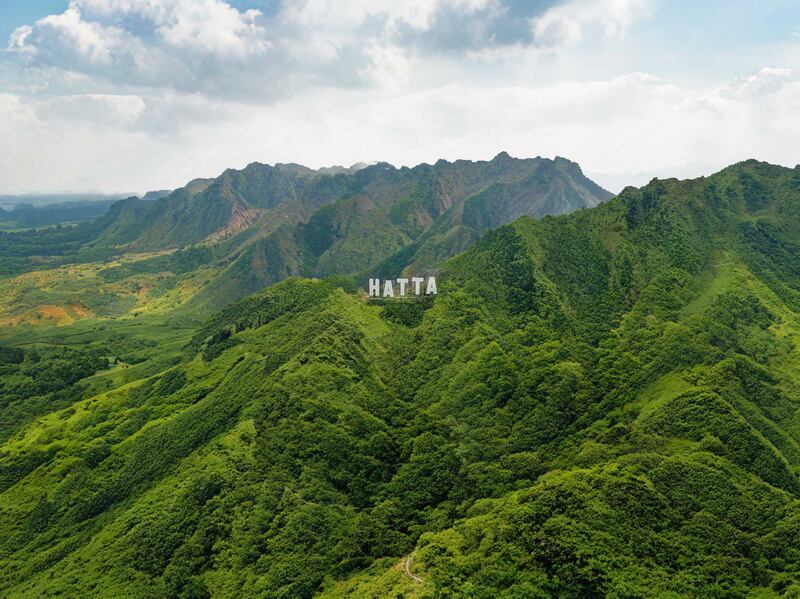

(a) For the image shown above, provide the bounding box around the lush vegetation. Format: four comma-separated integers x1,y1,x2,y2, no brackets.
0,222,107,276
0,160,799,597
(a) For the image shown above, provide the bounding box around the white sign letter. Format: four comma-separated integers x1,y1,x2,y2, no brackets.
426,277,438,295
397,278,408,296
383,279,394,297
412,277,424,295
369,278,381,297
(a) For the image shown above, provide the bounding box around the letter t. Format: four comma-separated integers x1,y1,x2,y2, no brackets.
412,277,424,295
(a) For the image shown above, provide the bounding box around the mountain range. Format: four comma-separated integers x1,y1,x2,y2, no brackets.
93,153,608,252
1,157,799,597
0,153,610,314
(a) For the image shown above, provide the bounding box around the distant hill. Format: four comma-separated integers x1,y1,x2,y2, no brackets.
0,193,130,209
0,190,172,231
141,190,172,202
0,200,119,230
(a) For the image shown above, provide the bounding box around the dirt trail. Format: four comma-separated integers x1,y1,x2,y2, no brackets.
403,554,424,584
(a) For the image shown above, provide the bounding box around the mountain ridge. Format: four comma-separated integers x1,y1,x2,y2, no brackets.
90,153,610,252
185,152,611,310
0,153,610,317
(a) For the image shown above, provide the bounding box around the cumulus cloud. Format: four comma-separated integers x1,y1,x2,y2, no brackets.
7,25,34,55
281,0,496,34
532,0,651,47
78,0,271,58
6,0,558,99
7,1,272,95
14,0,270,61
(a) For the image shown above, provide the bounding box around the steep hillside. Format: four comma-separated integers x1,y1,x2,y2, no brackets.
90,164,327,250
1,160,799,597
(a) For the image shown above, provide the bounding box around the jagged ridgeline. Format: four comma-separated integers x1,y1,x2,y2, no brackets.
2,160,800,597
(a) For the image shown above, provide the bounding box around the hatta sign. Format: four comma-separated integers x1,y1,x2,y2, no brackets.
368,276,437,298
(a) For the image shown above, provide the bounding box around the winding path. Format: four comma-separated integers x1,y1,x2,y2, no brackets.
403,554,424,584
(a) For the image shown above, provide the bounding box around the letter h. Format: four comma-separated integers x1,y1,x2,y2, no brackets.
369,278,381,297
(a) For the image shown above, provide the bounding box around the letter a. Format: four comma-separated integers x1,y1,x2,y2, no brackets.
426,276,438,295
383,279,394,297
369,278,381,297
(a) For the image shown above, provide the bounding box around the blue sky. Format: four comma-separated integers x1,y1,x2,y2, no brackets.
1,0,799,193
0,2,66,40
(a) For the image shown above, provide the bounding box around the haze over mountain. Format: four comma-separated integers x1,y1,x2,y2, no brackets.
0,191,174,231
1,159,799,597
0,194,130,210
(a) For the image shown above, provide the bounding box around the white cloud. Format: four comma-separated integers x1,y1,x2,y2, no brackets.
6,0,272,96
33,94,147,127
2,64,799,194
78,0,271,58
282,0,495,34
0,0,798,194
15,3,127,66
532,0,651,47
4,0,523,99
727,66,793,97
7,25,34,55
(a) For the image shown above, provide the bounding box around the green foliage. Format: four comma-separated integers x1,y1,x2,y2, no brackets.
1,160,800,597
738,219,800,310
377,297,432,327
100,246,215,282
0,220,110,275
0,346,108,443
0,345,24,365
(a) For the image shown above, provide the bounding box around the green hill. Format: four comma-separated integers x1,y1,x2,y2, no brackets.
1,160,799,597
0,199,120,231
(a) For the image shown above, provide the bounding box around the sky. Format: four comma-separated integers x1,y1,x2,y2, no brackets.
1,0,799,194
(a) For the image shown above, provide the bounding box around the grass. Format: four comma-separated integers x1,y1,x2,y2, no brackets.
0,253,220,325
